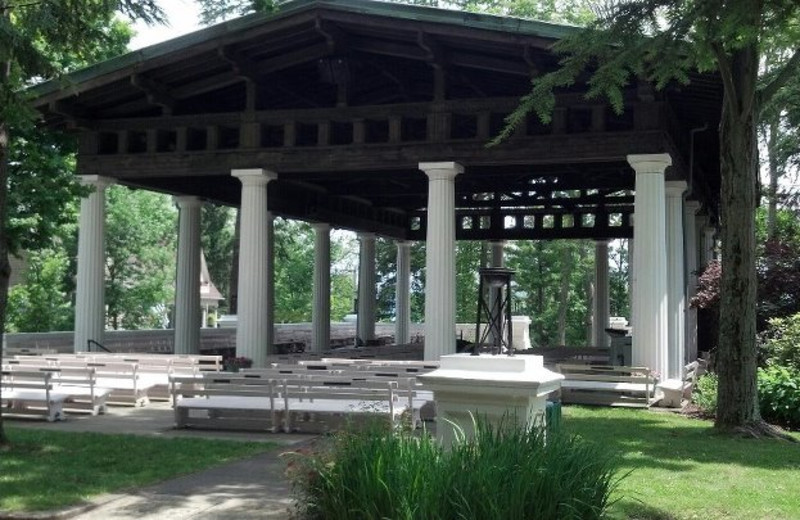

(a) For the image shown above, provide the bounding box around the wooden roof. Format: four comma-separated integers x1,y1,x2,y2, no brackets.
30,0,723,240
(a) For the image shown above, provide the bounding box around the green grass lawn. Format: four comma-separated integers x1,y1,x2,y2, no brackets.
0,427,276,513
563,406,800,520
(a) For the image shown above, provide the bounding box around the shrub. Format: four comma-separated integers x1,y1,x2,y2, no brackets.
759,313,800,371
285,419,619,520
758,365,800,430
693,372,718,415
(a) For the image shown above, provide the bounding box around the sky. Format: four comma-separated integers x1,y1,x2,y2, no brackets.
129,0,203,50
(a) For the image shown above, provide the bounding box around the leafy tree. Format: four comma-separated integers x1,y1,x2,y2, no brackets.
197,0,275,25
200,203,235,311
6,249,73,332
507,239,594,346
105,186,176,330
497,0,800,434
273,218,313,323
0,0,164,445
608,240,631,319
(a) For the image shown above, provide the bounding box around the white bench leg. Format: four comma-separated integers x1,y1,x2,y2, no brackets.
47,403,65,422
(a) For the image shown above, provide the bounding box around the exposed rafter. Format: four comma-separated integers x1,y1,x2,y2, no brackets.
130,74,176,115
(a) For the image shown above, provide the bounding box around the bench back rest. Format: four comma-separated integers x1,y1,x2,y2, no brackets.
557,363,655,383
1,369,55,395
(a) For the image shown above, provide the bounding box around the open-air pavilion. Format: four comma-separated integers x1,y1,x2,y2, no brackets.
30,0,723,381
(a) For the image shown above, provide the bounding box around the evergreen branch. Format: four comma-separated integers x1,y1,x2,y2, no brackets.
759,47,800,109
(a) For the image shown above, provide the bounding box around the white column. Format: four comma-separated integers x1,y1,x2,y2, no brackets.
702,224,716,266
357,232,377,343
628,153,670,379
74,176,114,353
684,200,701,363
232,168,277,367
266,212,275,352
666,181,687,379
628,238,634,324
420,161,463,360
173,196,202,355
593,240,610,347
395,240,412,345
311,223,331,353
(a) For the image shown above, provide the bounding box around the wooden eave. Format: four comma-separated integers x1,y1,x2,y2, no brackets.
27,0,723,239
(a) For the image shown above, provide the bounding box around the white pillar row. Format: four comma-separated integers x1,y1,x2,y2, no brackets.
665,181,687,379
357,232,377,343
420,161,464,360
684,200,701,363
173,196,202,355
592,240,610,347
395,240,412,345
628,153,670,379
232,168,277,368
74,176,114,353
311,223,331,353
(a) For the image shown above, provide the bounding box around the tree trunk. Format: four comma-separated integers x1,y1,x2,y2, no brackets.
0,121,10,446
535,242,544,343
767,118,779,240
556,246,570,345
715,44,761,430
0,42,11,444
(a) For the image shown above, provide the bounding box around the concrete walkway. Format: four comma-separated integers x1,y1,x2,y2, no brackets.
3,402,316,520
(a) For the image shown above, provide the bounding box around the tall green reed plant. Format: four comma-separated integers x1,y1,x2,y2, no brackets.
286,416,620,520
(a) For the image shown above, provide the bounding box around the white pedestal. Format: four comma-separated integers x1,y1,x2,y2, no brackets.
511,316,532,350
419,354,563,448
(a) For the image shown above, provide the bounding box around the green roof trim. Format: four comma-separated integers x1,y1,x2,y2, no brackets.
29,0,580,101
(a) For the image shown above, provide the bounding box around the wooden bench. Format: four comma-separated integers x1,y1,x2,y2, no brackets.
279,377,411,433
171,374,282,432
1,370,68,421
557,364,657,408
658,361,702,408
170,371,425,433
249,365,434,425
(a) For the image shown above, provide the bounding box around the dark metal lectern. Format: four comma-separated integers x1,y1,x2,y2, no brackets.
473,267,516,356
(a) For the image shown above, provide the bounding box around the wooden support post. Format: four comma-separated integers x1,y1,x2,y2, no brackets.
318,121,331,146
284,121,297,147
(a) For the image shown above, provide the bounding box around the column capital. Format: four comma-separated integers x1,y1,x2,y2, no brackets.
665,180,688,198
358,232,376,241
174,195,203,209
627,153,672,174
594,239,611,245
232,168,278,186
79,175,115,190
395,240,412,248
684,199,702,213
311,222,331,233
419,161,464,181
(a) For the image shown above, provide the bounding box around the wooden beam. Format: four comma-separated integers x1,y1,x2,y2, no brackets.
417,31,446,69
218,46,262,82
315,18,347,54
48,100,90,128
348,36,427,60
130,74,175,115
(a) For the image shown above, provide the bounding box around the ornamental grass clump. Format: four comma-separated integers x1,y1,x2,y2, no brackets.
285,418,619,520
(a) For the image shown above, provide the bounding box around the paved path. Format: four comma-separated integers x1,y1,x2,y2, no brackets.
4,402,315,520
